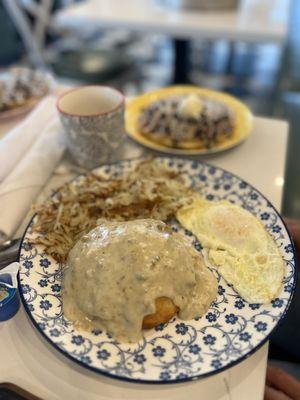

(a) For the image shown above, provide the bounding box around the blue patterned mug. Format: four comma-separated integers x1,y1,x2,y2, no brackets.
57,86,125,169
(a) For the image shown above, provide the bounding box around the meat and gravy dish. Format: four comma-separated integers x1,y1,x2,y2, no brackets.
33,159,285,343
63,219,217,342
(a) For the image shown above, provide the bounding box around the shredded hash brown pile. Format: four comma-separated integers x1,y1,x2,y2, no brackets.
33,159,197,262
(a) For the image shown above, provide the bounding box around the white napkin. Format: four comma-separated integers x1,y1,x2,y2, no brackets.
0,118,65,239
0,96,57,182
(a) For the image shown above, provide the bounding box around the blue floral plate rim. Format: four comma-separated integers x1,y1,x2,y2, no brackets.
17,156,298,384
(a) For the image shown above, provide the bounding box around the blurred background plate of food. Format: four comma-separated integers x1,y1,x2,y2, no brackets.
125,86,253,155
0,67,54,121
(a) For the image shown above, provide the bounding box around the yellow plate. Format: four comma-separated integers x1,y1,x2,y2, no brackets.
125,86,254,155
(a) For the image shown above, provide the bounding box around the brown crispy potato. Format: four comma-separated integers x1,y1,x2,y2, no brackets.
142,297,179,329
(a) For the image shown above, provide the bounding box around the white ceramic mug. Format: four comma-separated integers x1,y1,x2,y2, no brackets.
57,86,125,169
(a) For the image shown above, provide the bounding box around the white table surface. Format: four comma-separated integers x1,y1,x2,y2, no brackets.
55,0,290,43
0,114,288,399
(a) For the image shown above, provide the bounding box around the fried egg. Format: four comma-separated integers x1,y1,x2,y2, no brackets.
176,199,285,303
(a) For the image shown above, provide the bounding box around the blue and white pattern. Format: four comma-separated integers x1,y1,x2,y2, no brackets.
18,157,296,383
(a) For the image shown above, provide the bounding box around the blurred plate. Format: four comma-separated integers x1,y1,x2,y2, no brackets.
0,70,55,121
125,86,253,155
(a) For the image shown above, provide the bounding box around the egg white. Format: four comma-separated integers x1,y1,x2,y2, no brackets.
176,199,284,303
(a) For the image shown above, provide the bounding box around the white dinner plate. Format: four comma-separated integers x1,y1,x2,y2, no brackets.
18,157,297,383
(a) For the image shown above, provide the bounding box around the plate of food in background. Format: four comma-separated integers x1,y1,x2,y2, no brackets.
125,86,253,155
18,158,296,383
0,67,54,120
